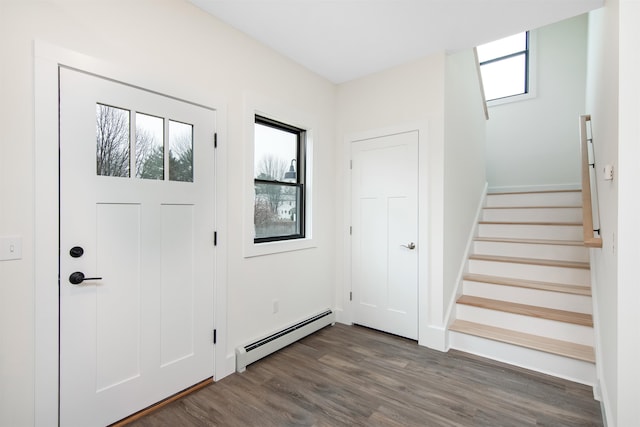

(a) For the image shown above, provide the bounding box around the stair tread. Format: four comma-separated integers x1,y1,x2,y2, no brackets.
487,189,581,195
474,237,585,246
468,254,590,269
456,295,594,326
483,205,582,210
479,221,583,226
449,320,595,363
463,273,592,296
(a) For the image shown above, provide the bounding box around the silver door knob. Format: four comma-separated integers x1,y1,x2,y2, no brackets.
401,242,416,250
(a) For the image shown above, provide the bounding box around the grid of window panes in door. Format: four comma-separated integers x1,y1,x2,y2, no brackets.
96,103,193,181
254,115,305,242
477,32,529,101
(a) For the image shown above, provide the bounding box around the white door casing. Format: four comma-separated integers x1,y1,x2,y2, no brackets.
59,68,216,426
351,131,419,340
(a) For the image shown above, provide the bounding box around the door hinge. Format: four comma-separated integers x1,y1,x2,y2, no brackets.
213,329,217,344
350,160,353,170
214,231,218,246
214,133,218,148
349,226,352,235
349,291,353,301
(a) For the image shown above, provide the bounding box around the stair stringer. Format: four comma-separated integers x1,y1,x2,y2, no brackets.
443,182,488,343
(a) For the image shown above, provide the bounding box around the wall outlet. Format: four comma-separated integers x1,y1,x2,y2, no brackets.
0,236,22,261
272,299,279,314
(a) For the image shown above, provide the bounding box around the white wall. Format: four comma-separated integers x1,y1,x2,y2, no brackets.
334,54,447,348
486,15,589,192
616,1,640,424
444,49,487,317
585,4,619,425
0,1,336,425
585,2,640,424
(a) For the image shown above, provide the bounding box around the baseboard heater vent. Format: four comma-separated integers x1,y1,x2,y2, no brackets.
235,309,335,373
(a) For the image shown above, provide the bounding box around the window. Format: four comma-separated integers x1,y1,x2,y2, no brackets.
253,115,305,243
477,32,529,102
95,104,194,182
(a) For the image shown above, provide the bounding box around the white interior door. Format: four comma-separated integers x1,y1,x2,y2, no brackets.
59,68,216,427
351,131,419,340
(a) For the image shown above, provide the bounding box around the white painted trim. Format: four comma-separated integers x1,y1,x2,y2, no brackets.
589,250,613,420
33,41,230,425
488,183,581,193
443,182,488,338
341,122,430,345
242,92,317,257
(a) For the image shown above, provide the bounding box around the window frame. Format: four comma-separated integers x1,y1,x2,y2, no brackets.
479,30,537,106
253,115,306,243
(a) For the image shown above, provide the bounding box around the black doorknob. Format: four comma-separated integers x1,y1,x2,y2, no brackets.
69,271,102,285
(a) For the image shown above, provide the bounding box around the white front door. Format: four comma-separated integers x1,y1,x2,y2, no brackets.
351,131,419,340
59,68,216,426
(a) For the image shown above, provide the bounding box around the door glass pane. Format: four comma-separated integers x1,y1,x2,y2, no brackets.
135,113,164,180
96,104,130,177
169,120,193,182
254,183,301,238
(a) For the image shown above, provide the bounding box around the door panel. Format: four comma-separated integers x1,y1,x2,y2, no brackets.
352,131,418,340
59,68,215,426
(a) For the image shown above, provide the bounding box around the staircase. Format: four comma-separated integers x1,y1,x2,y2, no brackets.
449,190,596,385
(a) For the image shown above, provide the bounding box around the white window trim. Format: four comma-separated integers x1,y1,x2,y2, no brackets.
243,93,316,257
487,29,538,108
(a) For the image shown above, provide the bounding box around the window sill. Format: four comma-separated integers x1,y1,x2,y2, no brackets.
487,91,536,108
243,237,316,258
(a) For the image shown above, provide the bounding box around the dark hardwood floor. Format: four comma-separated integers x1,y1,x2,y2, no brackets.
129,323,603,427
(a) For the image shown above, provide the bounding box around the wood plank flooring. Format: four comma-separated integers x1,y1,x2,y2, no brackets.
128,324,603,427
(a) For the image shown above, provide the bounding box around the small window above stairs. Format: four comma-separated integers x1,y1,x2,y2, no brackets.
449,190,596,386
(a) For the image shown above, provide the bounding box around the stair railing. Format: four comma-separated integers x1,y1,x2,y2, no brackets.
579,114,603,248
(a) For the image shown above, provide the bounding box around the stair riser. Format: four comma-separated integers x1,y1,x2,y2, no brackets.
468,259,591,285
448,332,596,386
456,304,594,345
482,207,583,223
473,241,590,262
462,281,593,314
485,192,582,207
478,223,583,240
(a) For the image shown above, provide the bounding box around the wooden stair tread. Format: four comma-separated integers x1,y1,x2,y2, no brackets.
479,221,582,226
474,237,585,246
449,320,595,363
483,205,582,210
487,189,581,195
468,254,590,269
456,295,593,327
463,273,592,296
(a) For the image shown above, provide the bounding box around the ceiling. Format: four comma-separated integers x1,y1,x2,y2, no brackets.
189,0,603,83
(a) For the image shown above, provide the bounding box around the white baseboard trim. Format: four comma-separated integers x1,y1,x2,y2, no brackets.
334,307,349,325
488,183,581,193
420,324,448,352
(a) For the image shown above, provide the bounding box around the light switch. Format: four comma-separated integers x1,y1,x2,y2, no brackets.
0,236,22,261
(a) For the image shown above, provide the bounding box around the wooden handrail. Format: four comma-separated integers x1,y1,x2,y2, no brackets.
579,114,603,248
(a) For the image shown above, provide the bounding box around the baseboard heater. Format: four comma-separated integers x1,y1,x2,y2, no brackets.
235,309,335,373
